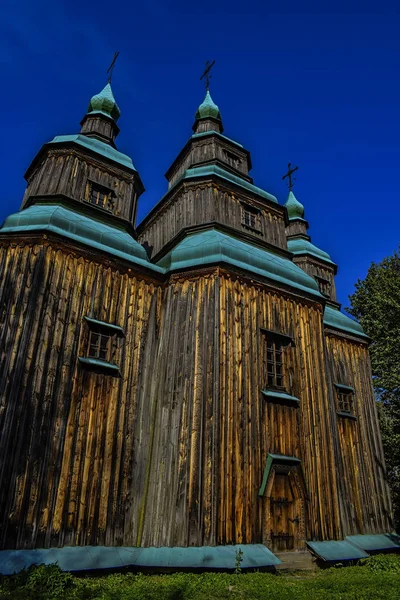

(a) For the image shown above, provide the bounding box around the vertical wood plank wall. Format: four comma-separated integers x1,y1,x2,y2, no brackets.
138,183,287,258
0,241,392,550
0,241,161,549
22,151,137,225
324,334,393,536
216,273,341,544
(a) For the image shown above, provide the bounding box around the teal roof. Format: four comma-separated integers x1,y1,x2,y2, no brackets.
49,134,135,171
182,165,277,203
192,130,244,148
195,90,222,121
324,305,368,339
158,229,323,298
0,544,280,574
285,190,305,219
87,83,120,121
288,237,336,265
0,204,164,274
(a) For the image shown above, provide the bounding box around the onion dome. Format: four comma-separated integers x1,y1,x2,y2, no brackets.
87,83,121,122
195,90,222,121
284,190,305,220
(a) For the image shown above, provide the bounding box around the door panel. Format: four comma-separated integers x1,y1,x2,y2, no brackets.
263,466,306,552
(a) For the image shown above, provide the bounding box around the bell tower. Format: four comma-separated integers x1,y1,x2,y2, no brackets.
20,82,144,229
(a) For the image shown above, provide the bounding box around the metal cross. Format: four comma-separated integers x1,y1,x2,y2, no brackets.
200,60,216,90
106,52,120,84
282,163,299,191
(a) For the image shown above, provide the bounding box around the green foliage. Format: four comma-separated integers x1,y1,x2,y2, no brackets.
1,558,400,600
347,247,400,527
359,554,400,573
0,563,75,599
234,547,243,574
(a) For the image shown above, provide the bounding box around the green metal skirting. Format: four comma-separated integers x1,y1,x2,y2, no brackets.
307,540,369,562
0,544,281,575
346,534,400,552
307,533,400,562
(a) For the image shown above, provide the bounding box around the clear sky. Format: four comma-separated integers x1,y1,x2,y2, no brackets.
1,1,399,309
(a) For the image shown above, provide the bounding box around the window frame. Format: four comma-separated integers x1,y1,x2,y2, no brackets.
241,202,262,233
87,330,112,362
261,329,294,393
223,149,241,168
315,275,331,298
79,316,125,377
85,180,115,212
334,383,356,419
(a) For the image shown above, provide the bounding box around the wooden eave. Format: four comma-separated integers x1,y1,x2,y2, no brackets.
323,326,370,345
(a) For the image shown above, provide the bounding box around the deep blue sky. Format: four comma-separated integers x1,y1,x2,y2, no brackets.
1,1,399,308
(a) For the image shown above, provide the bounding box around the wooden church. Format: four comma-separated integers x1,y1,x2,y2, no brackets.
0,70,397,570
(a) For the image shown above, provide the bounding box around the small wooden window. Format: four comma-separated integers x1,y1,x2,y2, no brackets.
87,330,112,362
244,210,257,229
336,389,354,415
86,181,115,212
223,149,241,168
262,330,293,392
267,337,284,389
241,204,261,232
315,275,331,297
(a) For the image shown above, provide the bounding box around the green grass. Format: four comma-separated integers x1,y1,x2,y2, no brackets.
0,554,399,599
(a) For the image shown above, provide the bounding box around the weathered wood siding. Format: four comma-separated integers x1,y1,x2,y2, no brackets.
216,274,341,544
167,136,250,188
0,239,392,550
292,257,337,302
22,150,138,225
0,240,161,549
139,271,220,547
138,182,288,258
324,333,393,536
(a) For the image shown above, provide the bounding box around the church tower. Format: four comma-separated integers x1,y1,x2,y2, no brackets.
0,69,396,572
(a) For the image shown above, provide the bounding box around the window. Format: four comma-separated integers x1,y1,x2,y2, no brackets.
262,329,294,392
267,337,284,389
335,384,355,417
241,203,261,232
87,330,111,362
315,275,331,298
244,210,257,229
86,181,115,212
223,149,241,168
79,317,125,377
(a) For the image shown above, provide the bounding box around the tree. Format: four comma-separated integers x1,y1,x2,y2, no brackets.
347,247,400,529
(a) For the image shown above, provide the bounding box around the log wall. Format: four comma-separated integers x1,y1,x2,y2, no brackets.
292,257,337,302
324,333,393,536
0,240,161,548
167,136,250,188
138,182,288,258
0,239,392,550
22,150,138,225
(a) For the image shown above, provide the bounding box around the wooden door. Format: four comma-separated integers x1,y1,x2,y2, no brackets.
263,466,306,552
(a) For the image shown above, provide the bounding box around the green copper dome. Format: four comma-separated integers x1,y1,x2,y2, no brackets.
87,83,121,122
195,90,222,121
284,191,305,220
